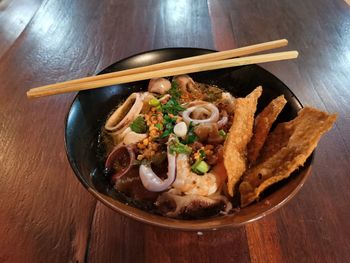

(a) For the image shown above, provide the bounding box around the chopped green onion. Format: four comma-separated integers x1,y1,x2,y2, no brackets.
199,149,206,159
169,138,192,155
218,129,227,138
149,98,160,107
191,159,210,175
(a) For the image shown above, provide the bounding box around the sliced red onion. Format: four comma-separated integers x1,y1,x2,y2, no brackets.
221,92,235,114
105,93,143,133
105,145,135,182
148,78,171,94
182,102,220,125
217,110,228,129
139,140,176,192
217,116,228,129
191,107,211,119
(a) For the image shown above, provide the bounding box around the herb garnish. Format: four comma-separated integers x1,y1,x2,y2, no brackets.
149,98,160,107
169,81,181,100
199,149,206,158
191,159,210,175
130,116,148,133
161,81,184,115
182,122,198,144
162,98,185,115
158,82,186,138
155,123,164,131
159,114,176,138
218,129,227,138
169,138,192,155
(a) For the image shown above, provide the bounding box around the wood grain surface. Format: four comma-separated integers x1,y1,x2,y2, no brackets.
0,0,349,262
0,0,43,58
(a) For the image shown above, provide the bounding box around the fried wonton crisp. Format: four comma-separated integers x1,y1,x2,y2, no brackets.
247,95,287,164
239,107,337,207
223,86,262,197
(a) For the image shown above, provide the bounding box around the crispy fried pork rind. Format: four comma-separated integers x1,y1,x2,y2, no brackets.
223,86,262,197
239,107,337,207
247,95,287,164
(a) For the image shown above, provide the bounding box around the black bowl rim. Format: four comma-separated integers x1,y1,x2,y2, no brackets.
64,47,311,231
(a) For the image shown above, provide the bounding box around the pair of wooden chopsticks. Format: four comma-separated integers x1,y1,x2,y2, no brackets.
26,39,297,98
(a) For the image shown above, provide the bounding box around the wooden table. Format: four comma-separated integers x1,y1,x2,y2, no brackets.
1,0,349,262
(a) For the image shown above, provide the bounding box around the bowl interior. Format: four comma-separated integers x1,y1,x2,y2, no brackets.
65,48,312,230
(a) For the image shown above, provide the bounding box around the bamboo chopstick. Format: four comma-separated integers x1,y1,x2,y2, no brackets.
27,39,287,95
27,50,298,98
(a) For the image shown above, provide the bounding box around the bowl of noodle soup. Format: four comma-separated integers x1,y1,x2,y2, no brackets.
65,48,320,230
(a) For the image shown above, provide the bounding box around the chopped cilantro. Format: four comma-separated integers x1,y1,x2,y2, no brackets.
181,122,198,144
158,114,176,139
163,114,175,123
161,98,185,115
199,149,206,159
159,129,172,139
169,81,181,100
184,134,197,144
156,81,185,138
155,123,164,131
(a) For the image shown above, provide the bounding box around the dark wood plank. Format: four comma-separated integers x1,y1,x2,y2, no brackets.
209,0,350,262
151,0,214,49
0,0,136,261
0,0,43,58
88,203,251,263
87,204,146,263
245,217,283,263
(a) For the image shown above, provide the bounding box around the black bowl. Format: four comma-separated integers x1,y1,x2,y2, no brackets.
65,48,312,230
